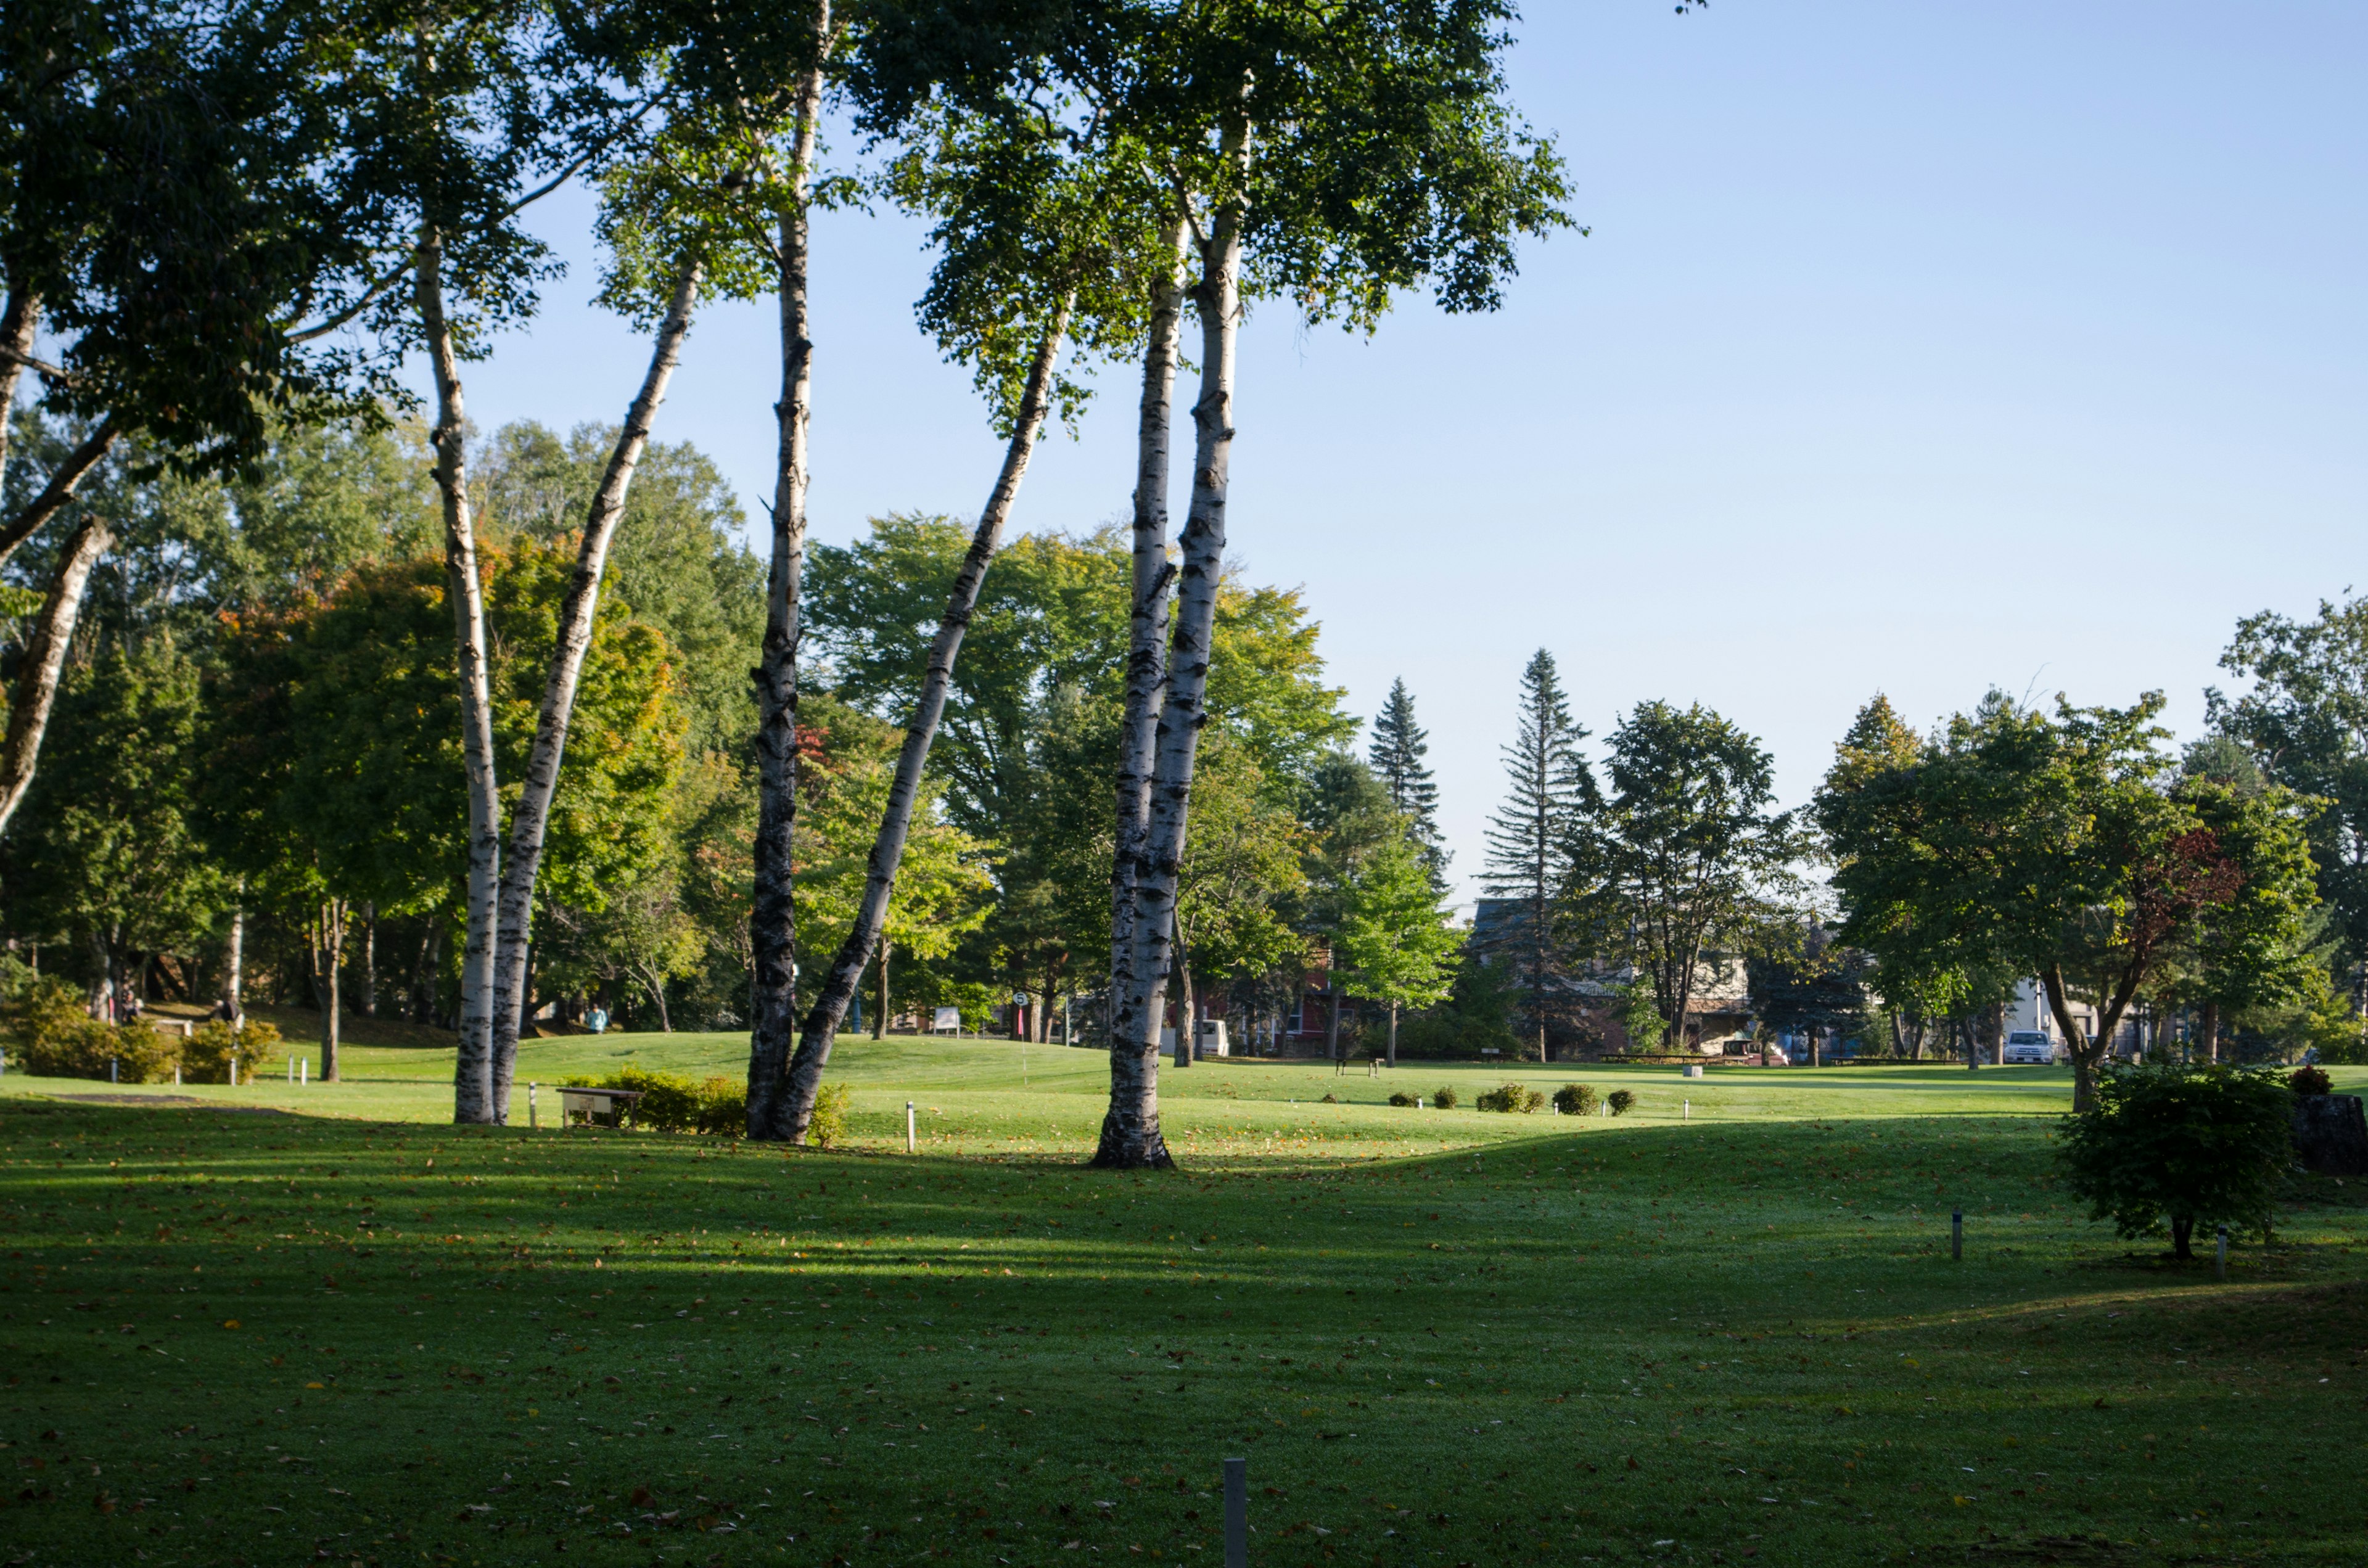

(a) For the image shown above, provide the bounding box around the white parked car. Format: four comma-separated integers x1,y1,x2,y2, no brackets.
2002,1030,2058,1065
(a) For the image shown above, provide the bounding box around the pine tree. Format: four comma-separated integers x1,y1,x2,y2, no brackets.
1482,649,1592,1060
1368,678,1445,872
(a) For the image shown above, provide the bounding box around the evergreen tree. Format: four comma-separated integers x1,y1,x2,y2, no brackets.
1368,678,1444,872
1482,649,1592,1060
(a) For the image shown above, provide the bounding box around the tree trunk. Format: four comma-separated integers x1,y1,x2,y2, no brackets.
2169,1215,2194,1261
223,887,244,1018
1107,212,1191,1102
0,417,119,575
872,940,889,1040
0,515,111,838
746,28,831,1142
1174,917,1195,1068
0,290,37,493
1326,983,1342,1068
1388,1001,1399,1068
1098,148,1247,1172
413,232,503,1126
2041,966,2107,1112
778,295,1073,1142
320,900,343,1083
361,903,377,1018
2200,999,2219,1065
489,261,702,1122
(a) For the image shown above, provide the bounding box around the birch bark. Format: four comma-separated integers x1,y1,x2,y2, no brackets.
487,261,702,1121
0,515,110,836
320,898,344,1083
746,22,831,1139
223,884,244,1017
0,291,36,492
0,418,119,572
1096,160,1246,1170
1106,214,1190,1077
777,297,1074,1141
413,232,504,1125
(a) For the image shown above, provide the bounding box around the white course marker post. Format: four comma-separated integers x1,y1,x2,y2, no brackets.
1223,1456,1248,1568
907,1101,916,1154
300,1057,308,1087
528,1082,538,1130
2216,1224,2229,1281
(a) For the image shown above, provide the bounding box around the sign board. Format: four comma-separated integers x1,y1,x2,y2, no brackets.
932,1006,963,1035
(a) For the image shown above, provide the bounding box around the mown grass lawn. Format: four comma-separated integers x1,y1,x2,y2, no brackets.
1,1039,2364,1567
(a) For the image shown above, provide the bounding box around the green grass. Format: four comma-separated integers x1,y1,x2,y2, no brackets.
2,1040,2364,1567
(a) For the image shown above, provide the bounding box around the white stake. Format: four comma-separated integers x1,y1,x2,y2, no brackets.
907,1101,917,1154
529,1082,538,1130
300,1057,308,1087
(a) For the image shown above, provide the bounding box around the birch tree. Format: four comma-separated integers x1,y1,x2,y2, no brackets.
0,0,388,839
1093,0,1572,1167
765,94,1173,1141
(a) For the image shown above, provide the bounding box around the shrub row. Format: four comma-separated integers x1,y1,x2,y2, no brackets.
1386,1081,1636,1116
566,1064,847,1145
1,976,281,1083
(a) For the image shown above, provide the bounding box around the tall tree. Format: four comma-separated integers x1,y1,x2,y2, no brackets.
1563,702,1799,1055
769,91,1174,1143
1818,691,2313,1110
1369,677,1444,874
1093,0,1573,1168
1482,649,1590,1060
2210,596,2368,1013
0,0,389,839
1334,830,1462,1067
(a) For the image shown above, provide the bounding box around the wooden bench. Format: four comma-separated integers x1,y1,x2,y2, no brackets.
557,1086,644,1130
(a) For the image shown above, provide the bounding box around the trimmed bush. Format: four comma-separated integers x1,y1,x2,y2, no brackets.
1606,1089,1637,1116
1388,1091,1418,1107
567,1064,747,1135
1476,1081,1544,1114
1554,1083,1600,1117
694,1077,748,1135
2058,1062,2294,1259
2291,1065,2333,1096
2,977,177,1082
183,1019,281,1085
1429,1085,1458,1110
807,1082,851,1147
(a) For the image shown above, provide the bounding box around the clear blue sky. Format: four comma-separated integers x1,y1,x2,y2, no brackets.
440,1,2368,909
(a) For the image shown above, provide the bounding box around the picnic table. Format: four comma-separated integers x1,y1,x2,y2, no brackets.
557,1086,644,1130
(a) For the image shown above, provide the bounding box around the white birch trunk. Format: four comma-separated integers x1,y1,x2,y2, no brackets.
1106,215,1191,1088
747,22,831,1140
0,290,37,495
778,297,1074,1142
0,417,118,573
320,899,344,1083
1096,171,1245,1170
487,261,702,1120
224,883,244,1017
413,232,503,1126
0,515,111,838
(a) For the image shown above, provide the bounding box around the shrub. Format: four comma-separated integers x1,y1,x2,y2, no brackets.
2057,1063,2295,1259
807,1082,851,1147
1388,1091,1418,1107
183,1019,281,1085
1554,1083,1600,1117
694,1077,748,1135
2291,1065,2332,1096
1606,1089,1637,1116
1429,1085,1458,1110
2,978,176,1082
1476,1081,1544,1114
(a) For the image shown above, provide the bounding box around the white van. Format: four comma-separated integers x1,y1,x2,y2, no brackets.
2002,1030,2058,1065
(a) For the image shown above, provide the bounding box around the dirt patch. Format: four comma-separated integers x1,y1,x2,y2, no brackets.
38,1093,288,1114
